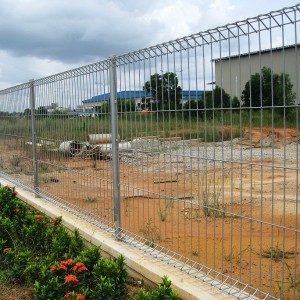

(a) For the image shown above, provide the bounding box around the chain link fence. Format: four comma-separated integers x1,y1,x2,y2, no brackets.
0,4,299,299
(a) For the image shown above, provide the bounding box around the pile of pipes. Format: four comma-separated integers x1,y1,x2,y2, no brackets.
58,134,135,160
58,134,161,160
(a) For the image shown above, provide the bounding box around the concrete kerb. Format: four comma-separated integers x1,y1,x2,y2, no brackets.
0,177,236,300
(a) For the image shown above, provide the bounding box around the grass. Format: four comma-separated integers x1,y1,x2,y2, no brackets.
1,109,297,145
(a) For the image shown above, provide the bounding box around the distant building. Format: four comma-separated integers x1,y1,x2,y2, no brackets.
82,91,151,112
45,102,70,113
82,90,204,111
214,44,300,101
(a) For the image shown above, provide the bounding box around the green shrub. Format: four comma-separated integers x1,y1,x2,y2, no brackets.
136,276,179,300
1,248,35,283
32,254,128,299
0,184,179,299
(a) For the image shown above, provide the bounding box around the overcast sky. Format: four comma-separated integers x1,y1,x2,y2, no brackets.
0,0,298,90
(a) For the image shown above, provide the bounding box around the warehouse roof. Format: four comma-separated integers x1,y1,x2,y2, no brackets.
82,90,204,104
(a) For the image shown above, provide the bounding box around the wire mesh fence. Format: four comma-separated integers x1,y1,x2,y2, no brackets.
0,4,299,299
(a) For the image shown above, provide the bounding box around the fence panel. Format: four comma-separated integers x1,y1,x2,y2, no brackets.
0,83,32,188
0,4,299,299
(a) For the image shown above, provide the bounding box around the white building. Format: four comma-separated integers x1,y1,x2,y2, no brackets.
214,44,300,101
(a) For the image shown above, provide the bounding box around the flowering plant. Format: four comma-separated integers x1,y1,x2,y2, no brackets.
65,274,79,284
0,184,178,299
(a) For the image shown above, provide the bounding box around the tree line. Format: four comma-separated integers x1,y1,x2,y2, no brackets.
19,67,296,117
143,67,296,117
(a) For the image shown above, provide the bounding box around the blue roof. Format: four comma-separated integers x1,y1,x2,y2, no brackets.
182,90,204,97
118,90,151,99
82,90,203,104
83,90,150,104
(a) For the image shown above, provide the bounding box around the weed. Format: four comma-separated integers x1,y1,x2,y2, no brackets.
159,207,167,222
200,172,225,219
262,245,297,262
202,189,223,218
224,246,249,265
38,163,50,173
40,177,50,184
139,219,161,248
83,197,97,203
285,262,300,293
275,262,300,299
123,197,130,215
10,155,21,168
40,177,59,184
158,198,174,222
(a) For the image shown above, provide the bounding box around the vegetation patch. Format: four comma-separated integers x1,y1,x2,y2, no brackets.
0,184,179,299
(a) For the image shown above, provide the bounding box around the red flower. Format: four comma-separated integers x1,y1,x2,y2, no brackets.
3,248,11,253
65,274,79,284
50,265,58,272
5,185,11,189
15,209,20,213
66,259,74,265
78,265,88,272
36,215,43,221
60,258,74,271
61,259,74,267
77,294,85,299
72,262,88,273
64,292,71,298
60,263,68,271
52,217,61,225
12,191,18,196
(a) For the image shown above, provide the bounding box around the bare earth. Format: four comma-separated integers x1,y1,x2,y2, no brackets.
1,127,299,299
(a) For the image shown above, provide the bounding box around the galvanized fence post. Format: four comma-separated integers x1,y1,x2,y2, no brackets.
29,79,39,196
109,56,121,237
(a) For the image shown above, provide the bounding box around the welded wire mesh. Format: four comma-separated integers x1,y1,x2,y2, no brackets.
0,4,299,299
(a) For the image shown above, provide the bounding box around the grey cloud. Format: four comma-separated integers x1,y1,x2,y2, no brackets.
0,0,296,89
0,0,163,63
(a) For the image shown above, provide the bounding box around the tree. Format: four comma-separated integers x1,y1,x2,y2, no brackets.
49,109,68,119
231,96,240,108
201,86,231,109
0,111,11,117
36,106,48,118
242,67,295,109
23,108,32,118
143,72,182,111
117,98,136,112
182,100,204,119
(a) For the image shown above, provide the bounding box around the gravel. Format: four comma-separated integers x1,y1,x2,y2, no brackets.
119,138,299,172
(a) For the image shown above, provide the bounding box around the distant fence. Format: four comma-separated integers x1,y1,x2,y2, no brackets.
0,4,299,299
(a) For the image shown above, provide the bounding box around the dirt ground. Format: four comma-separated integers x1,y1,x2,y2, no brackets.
1,127,299,299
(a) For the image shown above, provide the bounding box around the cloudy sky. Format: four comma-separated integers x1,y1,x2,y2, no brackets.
0,0,298,89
